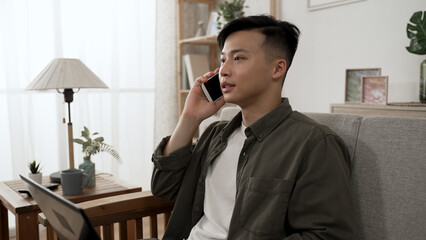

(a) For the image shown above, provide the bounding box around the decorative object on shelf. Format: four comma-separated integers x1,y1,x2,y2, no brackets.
26,58,109,171
73,126,121,187
195,21,206,37
28,160,42,184
406,11,426,103
206,11,219,36
361,76,388,104
308,0,365,11
183,54,210,89
345,68,381,103
216,0,247,30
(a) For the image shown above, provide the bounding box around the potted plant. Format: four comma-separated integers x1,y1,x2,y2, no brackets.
406,11,426,103
216,0,247,30
73,126,121,187
28,160,42,184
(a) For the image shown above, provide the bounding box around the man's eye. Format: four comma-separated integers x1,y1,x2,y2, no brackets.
220,58,226,64
234,56,242,61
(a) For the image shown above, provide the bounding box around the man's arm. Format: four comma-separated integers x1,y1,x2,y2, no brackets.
164,69,225,155
151,70,225,201
285,134,355,239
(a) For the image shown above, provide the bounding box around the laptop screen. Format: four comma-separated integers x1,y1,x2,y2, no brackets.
20,174,100,240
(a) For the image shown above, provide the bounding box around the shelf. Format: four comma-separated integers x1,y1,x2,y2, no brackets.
183,0,215,4
179,35,218,45
330,103,426,118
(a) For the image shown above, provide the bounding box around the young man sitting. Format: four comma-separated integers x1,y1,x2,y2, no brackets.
151,15,355,239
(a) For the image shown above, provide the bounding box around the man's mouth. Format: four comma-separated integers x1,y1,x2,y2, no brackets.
221,82,235,93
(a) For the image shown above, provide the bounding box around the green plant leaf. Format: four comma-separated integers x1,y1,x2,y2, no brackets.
72,139,85,144
94,137,104,143
216,0,247,30
406,11,426,55
28,160,41,173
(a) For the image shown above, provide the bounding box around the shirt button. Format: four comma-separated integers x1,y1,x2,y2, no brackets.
199,177,203,183
259,133,263,138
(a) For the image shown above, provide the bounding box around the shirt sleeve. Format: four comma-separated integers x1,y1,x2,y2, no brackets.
151,136,193,201
284,134,356,239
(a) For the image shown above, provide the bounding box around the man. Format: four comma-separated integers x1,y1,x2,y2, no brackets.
151,15,355,239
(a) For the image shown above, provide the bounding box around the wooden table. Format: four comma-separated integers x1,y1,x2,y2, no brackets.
0,173,141,239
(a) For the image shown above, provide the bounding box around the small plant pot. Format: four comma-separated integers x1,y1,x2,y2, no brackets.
28,172,42,184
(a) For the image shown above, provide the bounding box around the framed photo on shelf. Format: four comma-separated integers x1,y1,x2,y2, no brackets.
361,76,388,104
308,0,366,11
206,11,219,36
345,68,381,103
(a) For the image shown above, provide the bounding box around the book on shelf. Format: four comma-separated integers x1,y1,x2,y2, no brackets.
183,54,210,89
181,56,189,90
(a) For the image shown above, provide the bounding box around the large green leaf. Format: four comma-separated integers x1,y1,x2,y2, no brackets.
406,11,426,55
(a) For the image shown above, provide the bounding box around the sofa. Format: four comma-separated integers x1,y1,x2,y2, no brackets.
201,106,426,240
43,107,425,239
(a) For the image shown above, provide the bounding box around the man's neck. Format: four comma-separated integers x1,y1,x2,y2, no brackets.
241,97,282,127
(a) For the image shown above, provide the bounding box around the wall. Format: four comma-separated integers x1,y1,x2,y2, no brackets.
280,0,426,112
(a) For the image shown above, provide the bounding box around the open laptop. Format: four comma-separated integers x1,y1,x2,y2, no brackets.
20,174,100,240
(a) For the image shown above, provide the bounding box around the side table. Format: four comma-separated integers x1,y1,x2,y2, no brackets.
0,173,141,239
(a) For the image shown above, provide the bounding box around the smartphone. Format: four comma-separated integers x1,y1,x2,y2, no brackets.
201,73,223,102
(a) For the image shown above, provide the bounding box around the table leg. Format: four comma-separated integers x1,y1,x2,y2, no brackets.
0,203,9,240
16,212,39,240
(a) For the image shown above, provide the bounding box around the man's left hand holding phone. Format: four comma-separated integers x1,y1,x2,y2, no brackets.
163,69,225,156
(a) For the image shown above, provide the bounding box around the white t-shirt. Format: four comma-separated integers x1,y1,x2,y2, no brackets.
188,122,247,240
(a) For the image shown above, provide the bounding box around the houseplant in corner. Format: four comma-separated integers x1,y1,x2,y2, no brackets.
406,11,426,103
216,0,247,30
28,160,42,184
73,126,121,187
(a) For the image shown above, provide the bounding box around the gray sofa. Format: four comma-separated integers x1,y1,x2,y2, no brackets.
201,107,426,240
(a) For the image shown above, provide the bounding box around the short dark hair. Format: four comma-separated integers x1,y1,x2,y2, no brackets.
217,15,300,72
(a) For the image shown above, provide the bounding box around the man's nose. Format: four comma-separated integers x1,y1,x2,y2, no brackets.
219,61,231,77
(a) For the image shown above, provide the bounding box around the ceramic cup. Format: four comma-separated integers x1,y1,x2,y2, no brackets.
60,169,86,195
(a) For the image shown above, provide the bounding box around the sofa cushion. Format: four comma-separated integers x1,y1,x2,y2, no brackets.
352,116,426,240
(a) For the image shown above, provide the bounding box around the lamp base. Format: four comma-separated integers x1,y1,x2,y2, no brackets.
49,171,61,183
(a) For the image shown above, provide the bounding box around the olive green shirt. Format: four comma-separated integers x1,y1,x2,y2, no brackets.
151,98,355,239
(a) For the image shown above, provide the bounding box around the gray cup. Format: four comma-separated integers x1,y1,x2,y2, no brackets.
60,169,86,195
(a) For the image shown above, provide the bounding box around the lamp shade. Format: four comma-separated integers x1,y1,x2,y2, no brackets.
26,58,108,90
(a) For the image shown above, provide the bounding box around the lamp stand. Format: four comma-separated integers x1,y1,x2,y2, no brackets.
63,89,75,169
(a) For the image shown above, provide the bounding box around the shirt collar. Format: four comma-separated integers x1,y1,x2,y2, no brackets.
221,98,293,142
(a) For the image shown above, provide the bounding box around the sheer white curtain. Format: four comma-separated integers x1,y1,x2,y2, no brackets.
0,0,156,191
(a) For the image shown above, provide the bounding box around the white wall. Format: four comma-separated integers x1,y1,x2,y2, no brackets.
280,0,426,112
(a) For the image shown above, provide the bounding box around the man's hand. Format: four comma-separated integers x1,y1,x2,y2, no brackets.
163,69,225,155
182,69,226,123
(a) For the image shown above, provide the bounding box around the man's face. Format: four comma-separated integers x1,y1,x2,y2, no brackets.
219,30,277,108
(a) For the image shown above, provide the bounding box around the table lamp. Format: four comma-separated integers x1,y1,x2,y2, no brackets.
26,58,108,172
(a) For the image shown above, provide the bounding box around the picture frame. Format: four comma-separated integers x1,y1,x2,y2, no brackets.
345,68,381,103
361,76,388,104
308,0,366,11
206,11,219,36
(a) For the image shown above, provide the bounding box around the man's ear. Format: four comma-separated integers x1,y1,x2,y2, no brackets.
272,59,287,81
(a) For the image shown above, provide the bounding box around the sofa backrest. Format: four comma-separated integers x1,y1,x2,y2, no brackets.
350,116,426,240
306,114,426,240
212,107,426,239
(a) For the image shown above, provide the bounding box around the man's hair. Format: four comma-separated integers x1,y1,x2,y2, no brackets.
217,15,300,77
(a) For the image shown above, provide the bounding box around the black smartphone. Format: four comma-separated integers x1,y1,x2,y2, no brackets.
201,73,223,102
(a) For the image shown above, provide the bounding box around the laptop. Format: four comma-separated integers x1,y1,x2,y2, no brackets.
20,174,100,240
